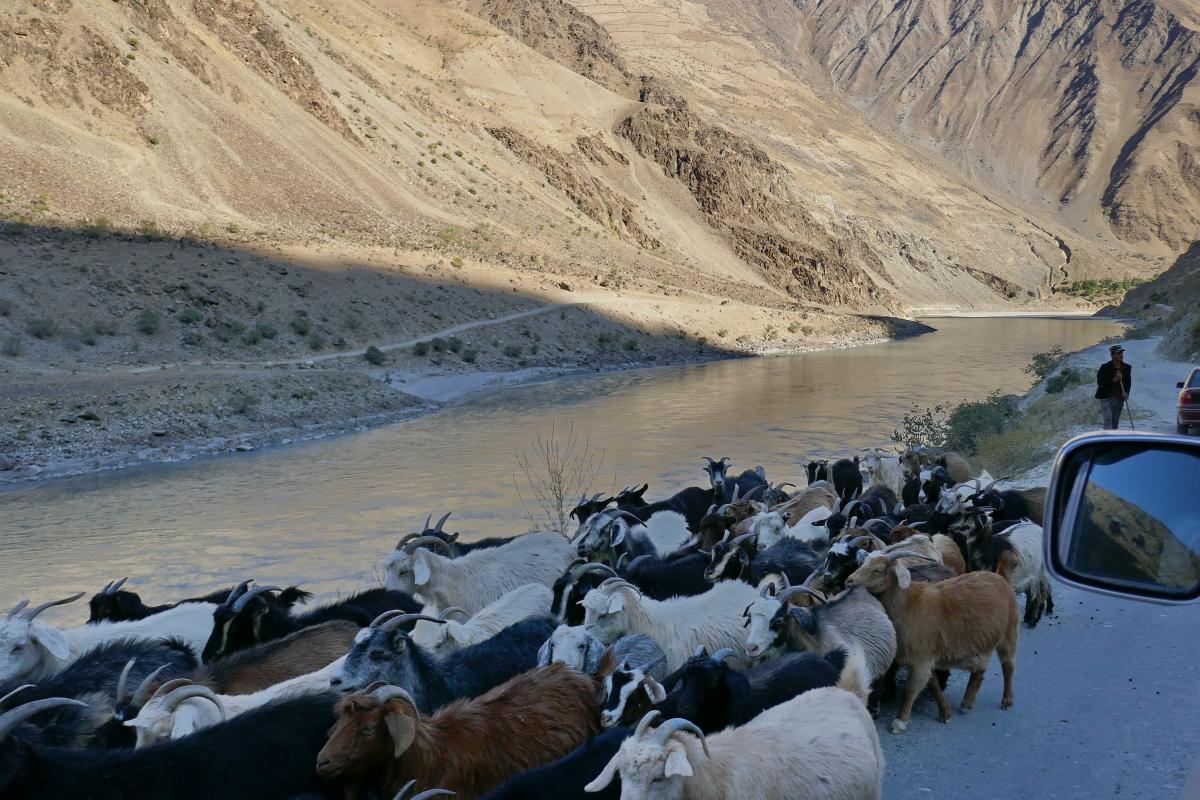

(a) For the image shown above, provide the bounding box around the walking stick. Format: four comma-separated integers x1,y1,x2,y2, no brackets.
1124,395,1137,431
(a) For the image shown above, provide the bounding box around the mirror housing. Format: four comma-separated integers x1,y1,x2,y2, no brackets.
1177,381,1185,389
1045,432,1200,604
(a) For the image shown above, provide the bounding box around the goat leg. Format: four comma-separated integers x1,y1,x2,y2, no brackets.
926,674,952,723
890,661,933,734
961,669,985,710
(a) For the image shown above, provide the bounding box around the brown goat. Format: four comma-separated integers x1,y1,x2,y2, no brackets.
846,551,1017,735
889,527,966,576
316,662,602,799
191,621,359,694
937,452,972,484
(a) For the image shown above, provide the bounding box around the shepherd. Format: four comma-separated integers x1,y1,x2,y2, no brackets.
1095,343,1132,430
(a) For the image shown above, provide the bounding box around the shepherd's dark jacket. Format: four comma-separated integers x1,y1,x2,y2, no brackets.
1095,361,1132,399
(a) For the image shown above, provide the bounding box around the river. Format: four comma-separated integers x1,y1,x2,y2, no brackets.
0,315,1125,607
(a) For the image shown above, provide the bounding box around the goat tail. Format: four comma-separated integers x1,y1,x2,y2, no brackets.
837,644,871,704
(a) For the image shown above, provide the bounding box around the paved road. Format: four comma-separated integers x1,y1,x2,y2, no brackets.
878,579,1200,799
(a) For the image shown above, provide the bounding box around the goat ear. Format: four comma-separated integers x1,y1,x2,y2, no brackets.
645,678,667,704
384,703,418,758
171,704,203,739
584,752,622,792
30,622,70,661
610,526,626,548
856,549,869,566
895,564,912,590
664,741,694,778
536,639,552,666
447,622,472,645
606,594,625,614
412,551,432,586
788,607,819,636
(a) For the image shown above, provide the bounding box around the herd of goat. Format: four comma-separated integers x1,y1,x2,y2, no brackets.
0,448,1051,799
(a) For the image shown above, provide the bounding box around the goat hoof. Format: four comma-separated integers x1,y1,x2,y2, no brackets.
889,719,908,735
1001,698,1014,710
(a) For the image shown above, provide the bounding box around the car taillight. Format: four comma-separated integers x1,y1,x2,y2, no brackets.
1183,390,1199,404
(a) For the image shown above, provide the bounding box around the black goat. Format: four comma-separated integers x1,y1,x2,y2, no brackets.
479,725,629,800
551,561,618,625
87,580,235,625
901,473,921,507
201,583,418,662
805,460,830,485
703,535,817,587
0,637,196,750
829,457,863,505
921,466,953,505
330,612,555,712
613,484,714,531
568,493,614,526
0,692,340,800
395,512,516,557
620,552,712,600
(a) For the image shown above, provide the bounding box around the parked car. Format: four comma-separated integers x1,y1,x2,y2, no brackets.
1177,368,1200,434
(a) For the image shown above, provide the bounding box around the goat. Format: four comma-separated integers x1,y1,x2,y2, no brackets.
969,485,1048,526
479,724,631,800
888,527,967,576
846,550,1018,733
124,656,346,746
957,515,1053,627
0,691,341,799
190,620,360,694
87,580,234,625
395,512,517,557
620,552,712,600
0,637,196,749
937,452,972,483
388,533,572,616
743,584,896,714
570,493,615,526
412,584,552,655
747,506,832,550
609,484,714,531
759,482,795,508
538,627,667,680
805,460,829,485
829,457,864,504
862,449,905,497
581,579,758,671
585,694,883,800
331,612,555,711
316,663,602,799
601,646,848,733
202,582,417,662
552,562,618,626
0,594,215,685
702,534,817,587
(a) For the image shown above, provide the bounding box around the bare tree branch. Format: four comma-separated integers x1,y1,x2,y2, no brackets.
512,421,605,536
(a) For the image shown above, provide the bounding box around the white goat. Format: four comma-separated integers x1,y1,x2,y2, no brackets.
574,509,690,562
641,511,691,556
537,626,668,679
995,521,1053,627
585,689,884,799
0,595,216,684
862,448,904,497
410,583,552,655
748,505,833,549
581,579,758,671
386,532,572,616
126,657,345,747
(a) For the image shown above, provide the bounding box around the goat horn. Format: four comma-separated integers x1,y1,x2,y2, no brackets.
610,510,645,526
433,512,452,532
598,578,641,597
634,710,661,738
0,698,88,741
651,718,710,756
6,600,29,620
777,586,827,606
396,532,422,551
575,563,618,580
130,665,170,708
149,678,193,704
379,613,447,633
439,607,469,622
109,577,129,594
0,685,35,710
691,646,707,659
565,557,587,573
885,550,937,563
369,609,407,628
847,536,875,550
162,685,225,718
116,658,137,704
403,536,455,556
702,457,715,465
371,685,418,716
231,586,281,613
408,790,455,800
615,553,629,572
730,532,758,547
100,580,113,595
225,580,253,606
720,457,732,465
22,592,84,621
710,648,738,663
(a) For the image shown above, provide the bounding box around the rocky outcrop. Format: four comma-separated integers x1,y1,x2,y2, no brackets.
487,126,659,250
477,0,632,92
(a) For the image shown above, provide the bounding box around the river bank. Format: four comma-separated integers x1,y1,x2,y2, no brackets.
0,314,931,486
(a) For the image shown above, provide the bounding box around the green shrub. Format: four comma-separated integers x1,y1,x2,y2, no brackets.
413,341,431,357
182,331,204,347
27,319,57,339
624,339,639,351
307,333,325,351
78,327,99,346
430,337,447,352
502,344,521,358
179,307,202,325
2,335,22,357
1025,346,1066,383
945,393,1020,455
364,345,387,365
93,318,119,336
291,316,311,336
1045,366,1087,395
83,218,112,239
447,336,463,353
136,310,161,335
461,348,477,363
230,389,259,415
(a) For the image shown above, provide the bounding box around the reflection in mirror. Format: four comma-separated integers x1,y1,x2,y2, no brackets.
1063,444,1200,598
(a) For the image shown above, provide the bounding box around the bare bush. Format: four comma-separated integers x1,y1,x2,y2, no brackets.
513,422,604,536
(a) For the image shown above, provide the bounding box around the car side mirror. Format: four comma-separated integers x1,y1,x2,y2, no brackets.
1178,382,1185,389
1045,432,1200,604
